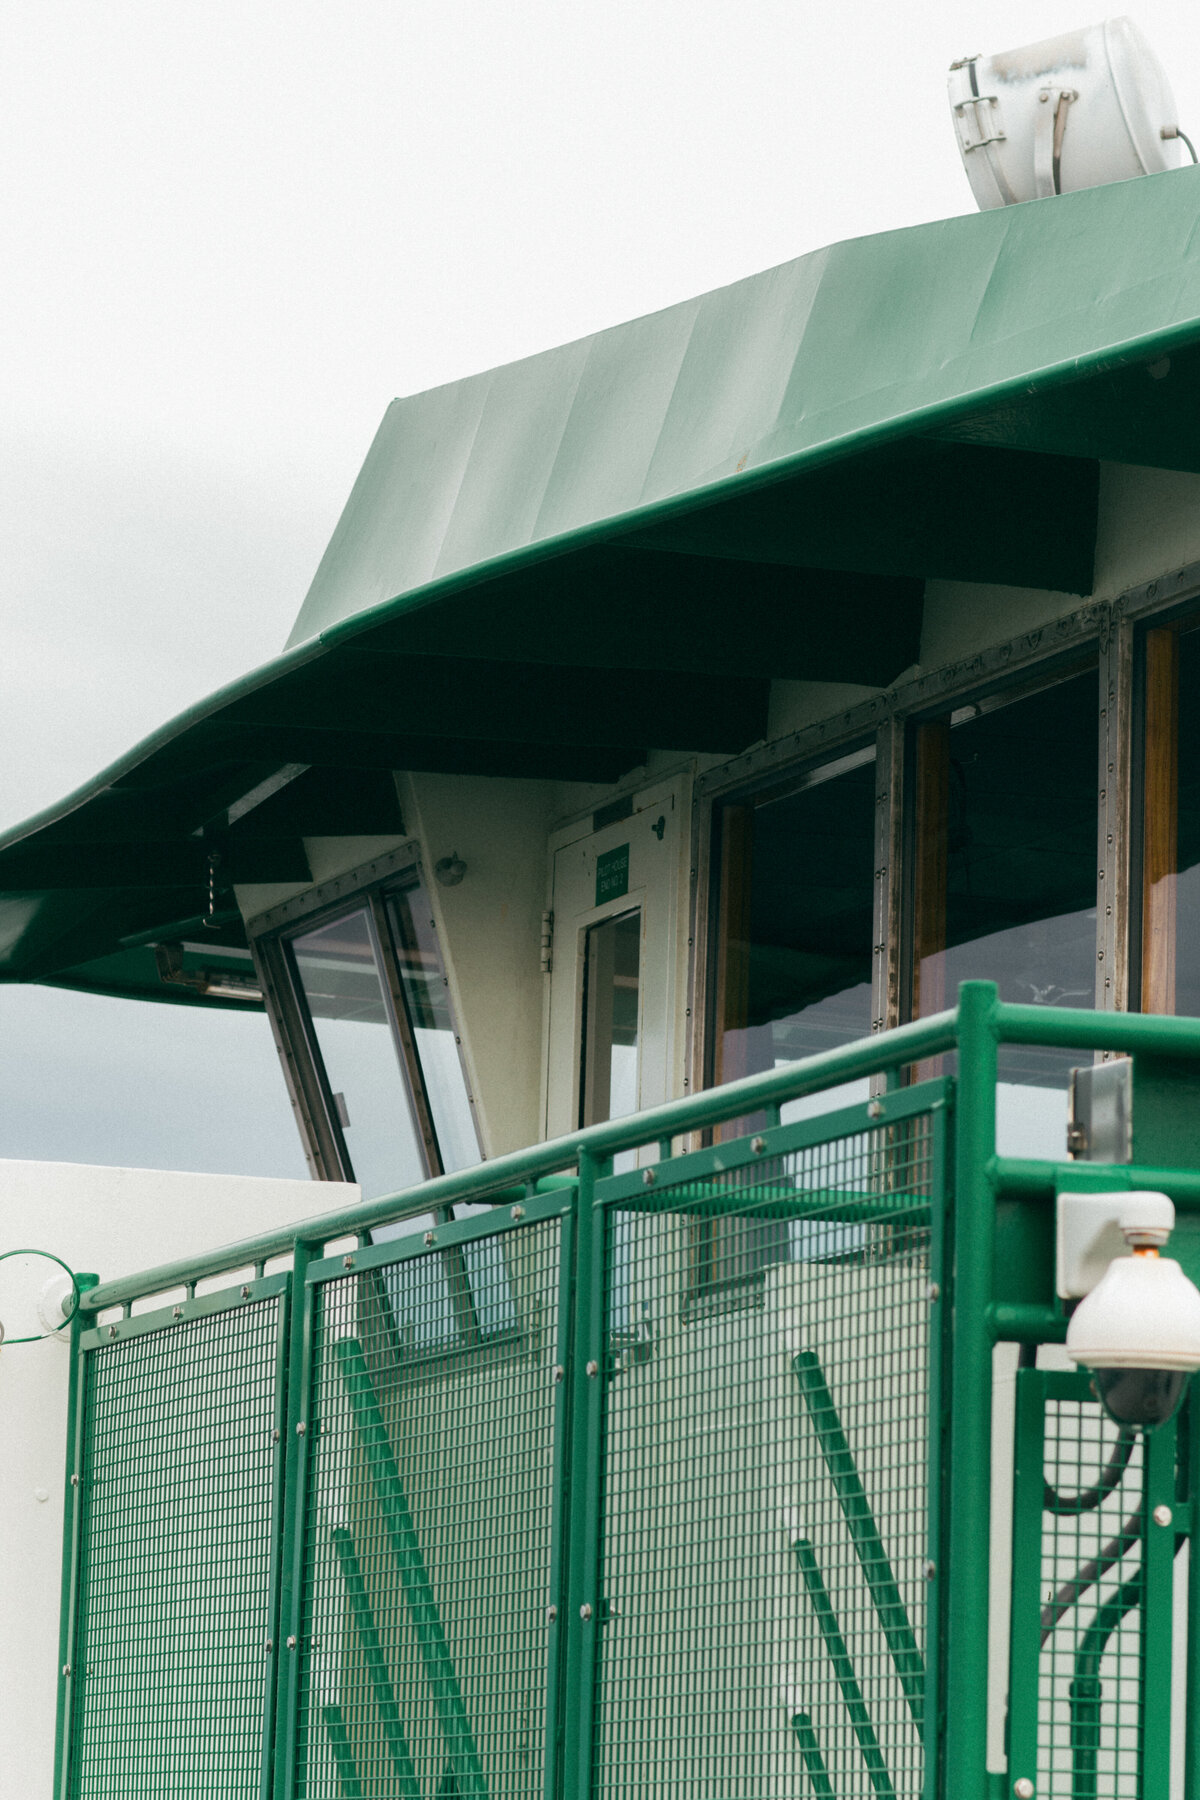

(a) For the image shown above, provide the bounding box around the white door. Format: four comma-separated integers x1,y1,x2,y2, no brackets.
544,776,689,1142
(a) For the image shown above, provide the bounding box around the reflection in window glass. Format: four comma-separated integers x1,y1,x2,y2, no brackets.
387,886,477,1173
913,669,1097,1155
381,1233,517,1358
580,909,642,1128
290,909,426,1200
712,755,876,1130
1142,622,1200,1018
698,756,876,1286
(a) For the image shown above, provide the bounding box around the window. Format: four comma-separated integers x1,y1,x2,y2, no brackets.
580,907,642,1132
708,747,877,1113
266,863,480,1199
910,666,1098,1152
1139,618,1200,1016
700,749,877,1290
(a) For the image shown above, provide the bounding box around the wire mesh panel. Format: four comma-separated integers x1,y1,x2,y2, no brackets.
1009,1368,1179,1800
66,1283,287,1799
295,1209,565,1799
592,1105,942,1800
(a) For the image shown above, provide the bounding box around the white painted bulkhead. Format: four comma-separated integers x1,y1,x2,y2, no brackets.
0,1161,357,1800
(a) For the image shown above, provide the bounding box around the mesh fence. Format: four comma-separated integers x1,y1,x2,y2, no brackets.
1037,1395,1145,1800
296,1217,563,1799
593,1116,936,1800
68,1295,283,1799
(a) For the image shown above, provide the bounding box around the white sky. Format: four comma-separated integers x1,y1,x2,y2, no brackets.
1,0,1197,1178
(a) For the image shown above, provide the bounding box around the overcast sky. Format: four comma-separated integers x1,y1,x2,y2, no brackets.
1,0,1197,1179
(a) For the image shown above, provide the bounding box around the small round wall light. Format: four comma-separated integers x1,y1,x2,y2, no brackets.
434,852,467,888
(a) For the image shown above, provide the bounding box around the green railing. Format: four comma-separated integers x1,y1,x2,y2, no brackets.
51,982,1200,1800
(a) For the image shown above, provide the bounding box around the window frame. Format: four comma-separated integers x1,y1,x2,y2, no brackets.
247,843,480,1190
1129,593,1200,1018
700,740,878,1099
687,584,1156,1106
899,650,1102,1031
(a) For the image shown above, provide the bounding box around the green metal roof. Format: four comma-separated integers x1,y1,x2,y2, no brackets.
7,164,1200,1002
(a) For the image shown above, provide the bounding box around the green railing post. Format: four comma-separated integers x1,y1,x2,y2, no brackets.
1006,1369,1047,1796
945,980,999,1800
1187,1389,1200,1798
52,1271,98,1800
563,1147,606,1800
543,1201,577,1800
923,1092,953,1800
273,1242,313,1800
1140,1420,1177,1800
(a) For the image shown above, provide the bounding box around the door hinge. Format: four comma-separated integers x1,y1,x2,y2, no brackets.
540,910,554,975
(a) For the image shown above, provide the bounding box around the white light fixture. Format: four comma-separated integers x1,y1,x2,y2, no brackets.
1066,1191,1200,1426
949,18,1192,211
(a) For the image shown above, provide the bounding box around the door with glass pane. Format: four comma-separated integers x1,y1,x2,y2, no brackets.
544,779,688,1140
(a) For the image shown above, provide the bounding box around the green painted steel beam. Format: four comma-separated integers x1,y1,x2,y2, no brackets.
336,1337,487,1800
330,1528,421,1796
791,1713,835,1798
793,1350,925,1730
993,1003,1200,1055
793,1536,896,1800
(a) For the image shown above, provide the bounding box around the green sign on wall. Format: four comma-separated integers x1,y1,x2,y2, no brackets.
595,843,630,906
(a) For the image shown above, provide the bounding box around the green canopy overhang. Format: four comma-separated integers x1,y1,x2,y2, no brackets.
8,164,1200,1002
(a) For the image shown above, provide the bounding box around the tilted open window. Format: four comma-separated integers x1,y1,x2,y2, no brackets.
252,854,481,1199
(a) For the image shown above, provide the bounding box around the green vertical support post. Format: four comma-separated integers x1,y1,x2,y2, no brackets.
335,1336,487,1800
1140,1418,1176,1800
1187,1390,1200,1798
1006,1370,1047,1797
563,1148,606,1800
945,981,999,1800
922,1095,952,1800
52,1271,98,1800
261,1280,293,1800
273,1240,313,1800
543,1203,576,1800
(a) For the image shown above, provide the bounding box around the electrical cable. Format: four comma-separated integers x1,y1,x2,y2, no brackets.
1039,1508,1141,1645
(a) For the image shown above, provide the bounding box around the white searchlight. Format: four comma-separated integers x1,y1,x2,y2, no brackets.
949,17,1192,211
1066,1192,1200,1427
